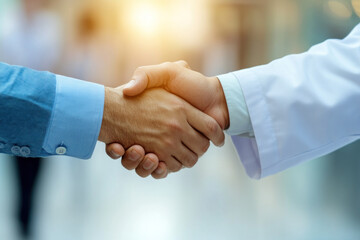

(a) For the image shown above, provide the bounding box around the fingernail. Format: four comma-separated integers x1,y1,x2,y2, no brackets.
110,150,120,159
143,159,155,170
125,80,136,89
128,150,140,161
155,168,164,175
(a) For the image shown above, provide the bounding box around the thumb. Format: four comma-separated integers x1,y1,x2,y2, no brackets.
123,70,149,97
123,63,174,96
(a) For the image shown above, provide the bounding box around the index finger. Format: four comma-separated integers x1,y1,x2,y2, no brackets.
185,103,225,147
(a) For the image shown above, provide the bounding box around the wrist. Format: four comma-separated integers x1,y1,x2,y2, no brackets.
99,87,123,143
211,77,230,130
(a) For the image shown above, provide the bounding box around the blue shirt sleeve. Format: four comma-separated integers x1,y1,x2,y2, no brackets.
42,75,104,159
0,62,56,157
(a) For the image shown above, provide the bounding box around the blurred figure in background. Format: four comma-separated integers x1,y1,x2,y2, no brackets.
1,0,360,240
0,0,62,70
61,4,123,86
0,0,62,238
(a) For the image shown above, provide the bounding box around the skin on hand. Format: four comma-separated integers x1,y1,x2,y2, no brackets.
99,87,223,173
107,61,229,179
106,144,168,179
123,61,230,130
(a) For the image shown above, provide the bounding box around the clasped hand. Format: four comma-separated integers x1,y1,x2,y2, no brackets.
99,61,229,179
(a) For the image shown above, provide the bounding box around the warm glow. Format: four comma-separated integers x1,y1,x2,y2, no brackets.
165,1,208,48
352,0,360,17
327,0,353,19
121,0,208,48
126,2,162,37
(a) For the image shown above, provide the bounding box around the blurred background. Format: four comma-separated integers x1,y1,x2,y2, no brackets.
0,0,360,239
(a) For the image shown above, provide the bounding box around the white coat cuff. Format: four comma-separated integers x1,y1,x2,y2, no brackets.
232,67,280,178
217,73,253,135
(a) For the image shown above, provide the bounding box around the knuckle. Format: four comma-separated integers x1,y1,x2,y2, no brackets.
206,118,218,135
135,168,149,178
178,60,189,67
167,121,182,133
201,140,211,154
152,174,161,179
134,67,143,75
220,132,225,145
172,166,182,173
179,101,186,111
152,172,167,179
156,152,167,162
106,146,116,158
135,66,145,72
169,163,182,173
172,100,185,112
163,138,176,149
134,67,147,77
182,153,198,168
187,156,198,168
152,167,167,179
106,150,114,159
161,61,172,68
121,160,135,170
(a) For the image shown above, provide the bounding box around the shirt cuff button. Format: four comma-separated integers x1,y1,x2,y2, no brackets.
56,146,67,155
11,145,21,155
20,146,31,157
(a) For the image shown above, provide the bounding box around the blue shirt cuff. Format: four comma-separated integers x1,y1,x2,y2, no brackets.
217,73,253,136
42,75,104,159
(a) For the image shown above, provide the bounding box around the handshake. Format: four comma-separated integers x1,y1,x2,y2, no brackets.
98,61,230,179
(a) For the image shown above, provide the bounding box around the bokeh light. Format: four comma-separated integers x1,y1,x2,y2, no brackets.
352,0,360,17
121,0,208,48
327,0,353,19
1,1,360,240
125,2,162,37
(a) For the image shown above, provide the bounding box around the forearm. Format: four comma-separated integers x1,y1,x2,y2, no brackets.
0,63,56,157
0,62,105,159
223,23,360,178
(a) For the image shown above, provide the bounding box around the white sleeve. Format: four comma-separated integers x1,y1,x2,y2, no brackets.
222,23,360,179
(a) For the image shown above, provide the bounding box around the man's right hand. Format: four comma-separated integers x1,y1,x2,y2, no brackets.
99,86,224,173
123,61,230,129
107,61,230,179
